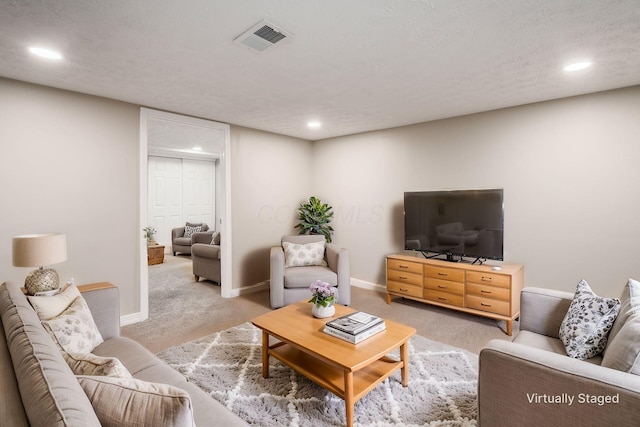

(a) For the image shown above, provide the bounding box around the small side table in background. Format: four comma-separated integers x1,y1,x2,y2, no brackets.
147,245,165,265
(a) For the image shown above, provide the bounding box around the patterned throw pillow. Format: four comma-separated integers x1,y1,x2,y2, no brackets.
283,241,327,268
183,225,202,238
559,279,621,360
42,296,104,354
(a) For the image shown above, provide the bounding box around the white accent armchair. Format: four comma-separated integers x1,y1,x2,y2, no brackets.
269,235,350,309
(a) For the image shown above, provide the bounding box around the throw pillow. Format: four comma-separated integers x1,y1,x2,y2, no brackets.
77,376,195,427
601,313,640,374
42,296,104,354
605,278,640,351
27,284,81,320
210,231,220,245
63,352,132,378
283,241,327,268
183,225,202,238
559,279,621,360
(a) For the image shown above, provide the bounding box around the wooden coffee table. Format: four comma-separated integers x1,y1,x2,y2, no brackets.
251,301,416,427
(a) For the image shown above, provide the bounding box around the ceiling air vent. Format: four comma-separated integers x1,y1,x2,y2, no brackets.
233,20,292,53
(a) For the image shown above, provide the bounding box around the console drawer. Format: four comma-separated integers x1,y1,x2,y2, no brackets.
387,269,422,286
387,281,422,298
466,271,510,288
465,294,510,316
424,289,464,307
387,258,423,275
424,278,464,295
425,265,465,282
466,282,510,301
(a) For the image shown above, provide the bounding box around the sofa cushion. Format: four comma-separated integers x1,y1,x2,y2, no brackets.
514,331,602,365
602,312,640,374
42,295,104,354
283,240,327,267
77,375,195,427
27,284,81,320
559,279,621,360
173,237,192,246
284,266,337,289
63,352,132,378
0,283,100,426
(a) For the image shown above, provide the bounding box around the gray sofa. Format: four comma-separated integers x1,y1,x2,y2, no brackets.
0,281,246,426
192,232,221,284
478,286,640,426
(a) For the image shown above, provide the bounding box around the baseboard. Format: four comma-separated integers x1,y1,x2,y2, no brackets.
350,278,387,293
120,311,147,326
228,280,269,297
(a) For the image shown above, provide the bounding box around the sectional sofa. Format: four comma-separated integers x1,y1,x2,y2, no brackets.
0,281,246,426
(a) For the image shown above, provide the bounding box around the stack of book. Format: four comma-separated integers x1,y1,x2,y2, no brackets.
323,311,386,344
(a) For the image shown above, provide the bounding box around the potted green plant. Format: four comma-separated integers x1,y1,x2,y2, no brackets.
294,196,334,243
143,226,157,246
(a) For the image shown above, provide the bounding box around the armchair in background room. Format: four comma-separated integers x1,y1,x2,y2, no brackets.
270,235,350,309
171,222,213,256
192,232,221,284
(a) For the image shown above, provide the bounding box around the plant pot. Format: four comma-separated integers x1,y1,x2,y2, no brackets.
312,303,335,319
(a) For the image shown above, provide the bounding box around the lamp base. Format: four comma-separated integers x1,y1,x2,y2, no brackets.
24,268,60,296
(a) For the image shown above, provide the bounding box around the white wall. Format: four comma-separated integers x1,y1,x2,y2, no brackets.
313,86,640,297
230,125,313,289
0,78,140,314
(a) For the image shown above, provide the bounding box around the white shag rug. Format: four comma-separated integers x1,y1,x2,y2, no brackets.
157,322,478,426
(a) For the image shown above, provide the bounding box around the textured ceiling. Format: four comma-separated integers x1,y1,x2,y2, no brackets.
1,0,639,141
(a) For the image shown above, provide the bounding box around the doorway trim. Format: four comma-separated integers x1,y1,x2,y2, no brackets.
138,108,232,321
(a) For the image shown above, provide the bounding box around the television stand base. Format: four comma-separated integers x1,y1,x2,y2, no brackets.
386,254,524,336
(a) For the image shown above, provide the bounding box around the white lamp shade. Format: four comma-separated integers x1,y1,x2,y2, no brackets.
12,233,68,267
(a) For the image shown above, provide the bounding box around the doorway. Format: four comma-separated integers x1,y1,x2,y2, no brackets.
139,108,232,321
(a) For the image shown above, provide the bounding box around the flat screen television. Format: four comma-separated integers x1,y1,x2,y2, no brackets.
404,189,504,262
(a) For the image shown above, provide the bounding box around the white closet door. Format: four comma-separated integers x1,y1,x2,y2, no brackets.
182,159,215,229
148,156,183,248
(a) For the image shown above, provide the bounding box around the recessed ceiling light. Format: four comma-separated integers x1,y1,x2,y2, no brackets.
192,146,202,151
28,46,63,60
307,121,321,129
564,61,591,72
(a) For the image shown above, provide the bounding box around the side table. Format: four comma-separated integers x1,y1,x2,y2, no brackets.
147,245,165,265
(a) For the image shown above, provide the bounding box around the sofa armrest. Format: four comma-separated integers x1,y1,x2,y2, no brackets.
520,287,574,338
326,244,350,306
269,246,285,308
478,339,640,427
78,283,120,340
192,243,220,259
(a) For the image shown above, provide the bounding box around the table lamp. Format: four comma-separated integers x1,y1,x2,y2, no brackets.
12,233,67,295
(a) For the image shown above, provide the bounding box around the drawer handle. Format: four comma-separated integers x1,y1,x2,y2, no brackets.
438,285,448,289
481,302,492,307
481,290,492,294
399,265,409,269
400,287,408,292
438,297,448,301
399,276,408,280
438,272,448,277
481,276,493,282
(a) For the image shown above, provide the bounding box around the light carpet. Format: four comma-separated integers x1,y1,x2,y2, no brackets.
157,322,479,426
